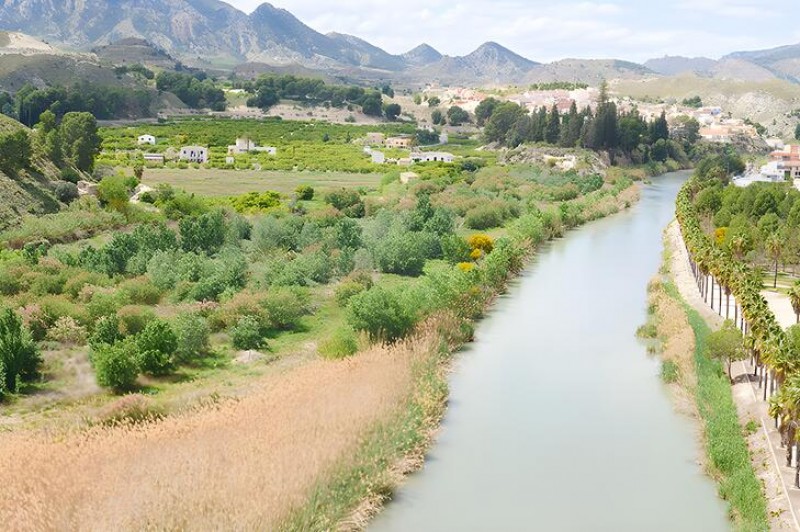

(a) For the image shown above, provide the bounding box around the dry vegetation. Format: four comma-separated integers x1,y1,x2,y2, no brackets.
0,337,424,530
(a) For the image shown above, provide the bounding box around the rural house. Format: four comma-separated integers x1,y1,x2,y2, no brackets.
179,146,209,164
385,135,414,149
138,134,156,146
227,137,277,156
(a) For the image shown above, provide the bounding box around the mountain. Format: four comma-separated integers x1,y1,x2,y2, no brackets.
92,38,179,69
644,56,717,76
401,44,442,67
407,42,540,84
527,59,654,85
725,43,800,82
326,32,405,71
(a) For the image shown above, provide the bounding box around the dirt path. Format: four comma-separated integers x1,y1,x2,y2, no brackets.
0,332,435,530
666,221,799,531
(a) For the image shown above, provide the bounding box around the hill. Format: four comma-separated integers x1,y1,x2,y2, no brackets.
0,115,61,230
527,59,653,85
92,38,179,69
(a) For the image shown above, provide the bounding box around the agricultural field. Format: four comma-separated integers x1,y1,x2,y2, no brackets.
140,168,385,197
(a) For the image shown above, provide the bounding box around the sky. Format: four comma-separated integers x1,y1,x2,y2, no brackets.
225,0,800,63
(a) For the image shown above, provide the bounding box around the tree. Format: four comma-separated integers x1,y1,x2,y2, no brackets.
347,286,416,342
650,111,670,142
475,97,500,127
789,282,800,324
179,210,227,255
136,320,178,376
796,123,800,141
427,96,441,107
545,104,561,144
360,93,383,116
0,308,40,397
59,112,101,171
484,102,526,144
383,103,401,121
0,130,31,174
706,320,746,382
431,109,444,125
133,161,144,181
92,339,140,391
766,233,782,289
97,174,131,212
447,106,470,126
559,101,581,147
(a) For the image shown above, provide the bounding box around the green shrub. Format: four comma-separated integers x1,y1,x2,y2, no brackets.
54,182,79,204
372,230,427,276
96,394,164,426
89,314,122,348
319,327,359,359
261,287,311,330
0,308,41,396
119,276,161,305
335,281,368,307
348,286,417,343
173,312,211,362
136,320,177,375
117,305,156,336
465,204,505,230
296,185,314,200
441,234,471,264
230,315,266,350
91,338,140,391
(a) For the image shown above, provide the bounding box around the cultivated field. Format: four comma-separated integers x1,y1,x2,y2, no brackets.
141,168,385,196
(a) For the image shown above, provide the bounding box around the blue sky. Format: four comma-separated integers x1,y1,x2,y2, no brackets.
226,0,799,62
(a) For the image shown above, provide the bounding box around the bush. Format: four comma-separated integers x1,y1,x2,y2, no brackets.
325,188,364,217
467,234,494,253
260,287,311,330
60,167,81,184
372,230,427,276
173,312,210,362
89,314,122,348
136,320,178,375
465,204,506,230
117,305,156,336
0,308,41,396
318,327,359,359
348,286,417,342
54,182,79,204
230,315,266,350
295,185,314,200
441,234,471,264
119,276,161,305
92,338,140,391
335,281,368,307
47,316,87,345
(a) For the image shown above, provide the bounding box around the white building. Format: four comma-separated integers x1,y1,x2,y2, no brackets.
138,134,156,146
143,153,164,165
179,146,208,164
410,151,455,163
371,151,386,164
227,137,277,156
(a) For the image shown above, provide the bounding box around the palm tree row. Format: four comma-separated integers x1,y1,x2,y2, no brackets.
676,179,800,482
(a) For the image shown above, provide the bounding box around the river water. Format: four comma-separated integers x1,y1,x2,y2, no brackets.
371,171,729,531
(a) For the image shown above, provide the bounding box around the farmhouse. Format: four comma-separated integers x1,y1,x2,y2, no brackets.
138,134,156,146
410,151,455,163
227,137,277,156
143,153,164,165
179,146,209,164
760,145,800,180
385,135,414,149
365,132,385,145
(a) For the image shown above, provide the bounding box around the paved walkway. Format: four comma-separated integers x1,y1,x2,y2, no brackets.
667,221,800,531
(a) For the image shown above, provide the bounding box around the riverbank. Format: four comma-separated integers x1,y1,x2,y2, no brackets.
278,180,643,530
664,221,780,530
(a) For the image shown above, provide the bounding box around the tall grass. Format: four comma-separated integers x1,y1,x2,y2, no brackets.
664,281,769,530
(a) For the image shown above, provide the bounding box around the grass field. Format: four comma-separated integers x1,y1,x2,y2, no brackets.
141,168,385,196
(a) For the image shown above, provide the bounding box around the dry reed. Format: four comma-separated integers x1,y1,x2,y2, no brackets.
0,330,441,530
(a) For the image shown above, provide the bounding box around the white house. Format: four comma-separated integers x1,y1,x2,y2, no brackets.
371,151,386,164
227,137,277,156
143,153,164,165
179,146,208,164
410,151,455,163
138,134,156,146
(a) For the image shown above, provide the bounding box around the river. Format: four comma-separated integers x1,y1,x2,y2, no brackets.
371,171,729,531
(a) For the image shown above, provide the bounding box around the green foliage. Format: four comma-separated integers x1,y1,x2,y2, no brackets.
227,191,282,214
173,312,211,362
0,308,41,396
97,174,131,212
54,182,79,204
59,112,101,171
91,337,140,391
347,286,417,343
156,71,225,111
136,320,178,376
295,185,314,200
446,106,470,126
441,234,472,264
180,210,227,255
117,305,156,336
383,103,401,121
325,188,365,218
681,96,703,108
319,327,359,359
661,360,680,383
0,129,31,173
372,229,428,276
230,315,266,350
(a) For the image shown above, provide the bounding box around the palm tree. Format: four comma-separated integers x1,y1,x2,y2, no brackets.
767,233,783,289
789,281,800,324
